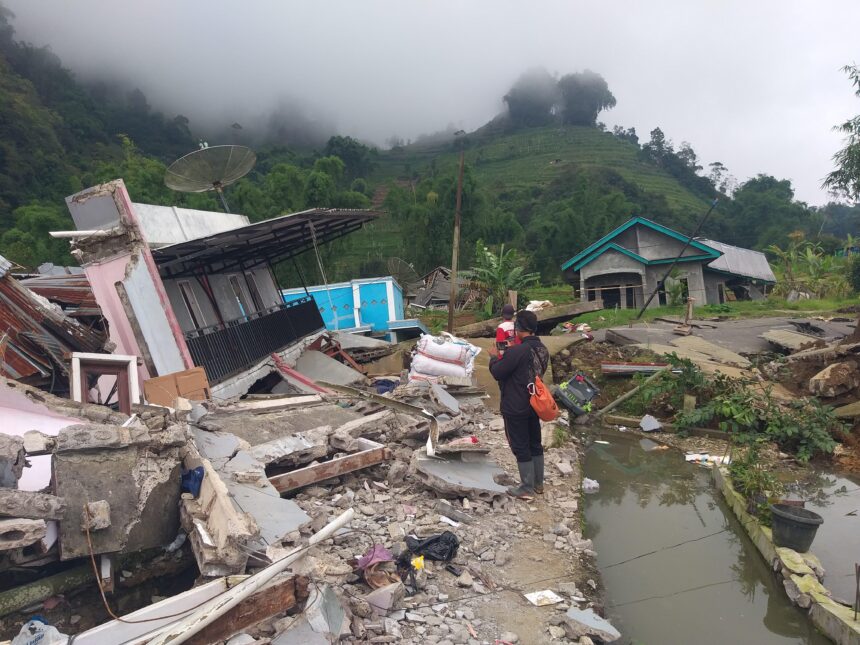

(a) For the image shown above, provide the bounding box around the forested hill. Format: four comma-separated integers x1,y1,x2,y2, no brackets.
0,4,857,283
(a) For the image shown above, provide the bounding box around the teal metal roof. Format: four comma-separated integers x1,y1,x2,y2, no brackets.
560,216,721,272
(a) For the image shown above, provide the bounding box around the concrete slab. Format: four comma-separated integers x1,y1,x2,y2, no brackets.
225,480,310,546
331,331,392,350
192,428,243,464
201,404,360,447
412,451,508,502
564,606,621,642
430,382,460,415
609,316,854,357
761,329,823,352
192,425,312,548
249,426,331,467
670,336,750,367
295,350,365,386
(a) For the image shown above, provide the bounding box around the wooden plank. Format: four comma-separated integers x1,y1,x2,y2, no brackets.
454,300,603,338
72,576,242,644
188,576,304,645
269,441,391,494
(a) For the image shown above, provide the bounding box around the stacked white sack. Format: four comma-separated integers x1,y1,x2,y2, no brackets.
408,333,481,381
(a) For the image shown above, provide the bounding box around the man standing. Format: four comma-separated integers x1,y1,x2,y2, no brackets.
488,310,550,500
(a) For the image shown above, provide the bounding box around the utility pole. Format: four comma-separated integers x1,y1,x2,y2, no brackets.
447,132,466,333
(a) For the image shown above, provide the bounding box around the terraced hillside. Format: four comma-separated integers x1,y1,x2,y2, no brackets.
372,125,710,214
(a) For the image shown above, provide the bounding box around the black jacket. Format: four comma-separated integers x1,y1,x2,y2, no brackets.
489,335,550,418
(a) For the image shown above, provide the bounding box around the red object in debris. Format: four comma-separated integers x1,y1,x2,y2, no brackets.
446,436,479,446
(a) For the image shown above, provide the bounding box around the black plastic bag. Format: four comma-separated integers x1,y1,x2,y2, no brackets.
405,530,460,561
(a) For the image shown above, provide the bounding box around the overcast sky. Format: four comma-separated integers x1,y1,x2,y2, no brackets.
5,0,860,205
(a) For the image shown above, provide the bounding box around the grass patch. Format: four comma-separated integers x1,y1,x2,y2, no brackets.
526,284,577,305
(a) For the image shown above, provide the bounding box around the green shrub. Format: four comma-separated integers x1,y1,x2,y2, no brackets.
849,255,860,293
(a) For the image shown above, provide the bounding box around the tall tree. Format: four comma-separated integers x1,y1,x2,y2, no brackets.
823,64,860,200
503,68,559,128
557,70,616,126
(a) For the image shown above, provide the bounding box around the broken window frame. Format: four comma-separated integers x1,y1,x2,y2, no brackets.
228,274,254,318
244,272,266,313
178,280,206,330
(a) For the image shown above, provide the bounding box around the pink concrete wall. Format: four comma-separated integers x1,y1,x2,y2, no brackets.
82,253,151,388
113,183,194,370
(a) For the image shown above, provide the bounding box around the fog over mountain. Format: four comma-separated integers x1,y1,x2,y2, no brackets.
5,0,860,204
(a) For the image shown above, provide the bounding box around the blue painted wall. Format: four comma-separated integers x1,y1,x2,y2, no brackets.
282,277,403,333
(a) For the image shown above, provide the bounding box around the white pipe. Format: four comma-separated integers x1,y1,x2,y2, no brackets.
49,230,109,238
146,508,354,645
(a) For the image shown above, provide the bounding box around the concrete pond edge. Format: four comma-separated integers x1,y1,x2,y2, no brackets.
712,466,860,645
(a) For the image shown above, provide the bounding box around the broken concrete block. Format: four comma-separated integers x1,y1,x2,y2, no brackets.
0,433,25,487
434,499,474,524
557,461,574,476
363,581,405,616
0,488,65,520
639,414,662,432
0,518,47,550
332,411,394,444
56,423,151,452
564,607,620,642
82,500,111,531
411,450,508,502
250,425,331,467
429,382,460,415
22,430,54,455
54,446,180,560
149,424,188,450
808,361,860,398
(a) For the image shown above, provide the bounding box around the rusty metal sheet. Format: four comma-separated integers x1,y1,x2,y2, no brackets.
0,258,107,384
20,273,100,319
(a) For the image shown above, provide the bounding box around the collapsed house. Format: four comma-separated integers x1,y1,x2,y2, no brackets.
63,179,378,401
561,216,777,309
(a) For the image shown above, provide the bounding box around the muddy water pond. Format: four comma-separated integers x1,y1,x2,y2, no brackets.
787,469,860,603
582,429,829,645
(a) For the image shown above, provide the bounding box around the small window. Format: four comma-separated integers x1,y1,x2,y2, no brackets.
245,272,265,312
178,281,205,329
229,275,252,316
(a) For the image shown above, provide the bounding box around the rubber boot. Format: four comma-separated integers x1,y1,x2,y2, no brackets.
507,460,535,500
533,455,545,495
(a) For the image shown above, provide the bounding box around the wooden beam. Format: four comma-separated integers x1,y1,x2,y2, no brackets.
269,439,391,494
188,576,305,645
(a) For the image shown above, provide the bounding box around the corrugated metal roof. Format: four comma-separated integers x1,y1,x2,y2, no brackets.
151,207,379,279
0,262,107,385
20,273,101,319
698,239,777,282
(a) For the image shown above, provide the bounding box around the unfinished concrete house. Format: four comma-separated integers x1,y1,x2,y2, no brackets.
64,179,378,399
561,216,776,309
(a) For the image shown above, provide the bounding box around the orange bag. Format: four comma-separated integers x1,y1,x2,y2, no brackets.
528,374,559,421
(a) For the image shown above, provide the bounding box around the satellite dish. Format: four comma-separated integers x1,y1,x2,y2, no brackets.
387,257,421,290
164,144,256,212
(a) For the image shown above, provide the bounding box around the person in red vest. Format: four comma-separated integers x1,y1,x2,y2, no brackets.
495,304,521,356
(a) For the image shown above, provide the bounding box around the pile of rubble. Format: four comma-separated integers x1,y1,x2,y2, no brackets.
0,352,615,644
